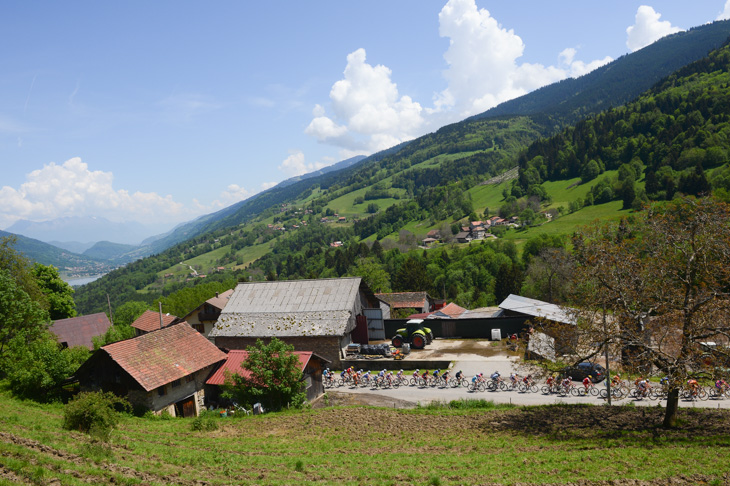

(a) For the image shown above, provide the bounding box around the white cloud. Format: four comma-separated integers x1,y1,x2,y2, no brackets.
433,0,612,118
217,184,251,206
304,0,615,162
718,0,730,20
559,48,613,78
0,157,186,228
626,6,683,52
305,48,425,154
260,181,277,191
278,150,331,177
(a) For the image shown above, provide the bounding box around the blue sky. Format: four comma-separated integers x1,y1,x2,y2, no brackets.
2,0,729,233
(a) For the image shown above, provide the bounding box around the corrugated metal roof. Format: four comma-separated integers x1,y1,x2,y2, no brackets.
49,313,112,350
131,310,178,333
497,294,575,325
210,277,362,338
102,323,226,391
206,350,317,385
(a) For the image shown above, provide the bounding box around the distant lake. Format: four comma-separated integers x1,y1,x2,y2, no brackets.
65,275,105,287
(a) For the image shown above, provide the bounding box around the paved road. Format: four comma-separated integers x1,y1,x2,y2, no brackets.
333,358,730,409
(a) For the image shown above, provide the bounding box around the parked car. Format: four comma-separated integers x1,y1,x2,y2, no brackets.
561,362,606,382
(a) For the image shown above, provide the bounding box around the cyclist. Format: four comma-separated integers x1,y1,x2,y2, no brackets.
433,369,441,382
582,375,592,392
412,369,420,382
546,374,556,386
455,370,463,381
397,369,404,382
523,374,534,387
441,369,450,384
611,373,622,387
687,378,699,397
509,372,518,387
716,378,728,395
491,370,501,382
421,369,430,386
561,376,572,392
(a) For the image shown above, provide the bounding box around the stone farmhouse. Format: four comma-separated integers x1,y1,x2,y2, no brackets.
209,277,381,367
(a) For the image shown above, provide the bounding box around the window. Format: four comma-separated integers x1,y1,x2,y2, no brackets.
192,324,204,333
157,386,167,397
186,374,195,383
171,379,181,388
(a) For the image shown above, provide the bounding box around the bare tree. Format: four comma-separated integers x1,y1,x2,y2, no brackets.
559,197,730,427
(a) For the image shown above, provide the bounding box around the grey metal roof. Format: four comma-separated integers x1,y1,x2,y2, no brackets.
209,277,362,338
497,294,575,325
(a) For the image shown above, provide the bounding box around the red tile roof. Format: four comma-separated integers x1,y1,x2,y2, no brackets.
50,312,112,350
102,323,226,391
131,310,178,333
205,289,234,311
206,350,315,386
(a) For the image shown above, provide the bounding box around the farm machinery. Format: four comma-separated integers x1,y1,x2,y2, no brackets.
391,319,433,350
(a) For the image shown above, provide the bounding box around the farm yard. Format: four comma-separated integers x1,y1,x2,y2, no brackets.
1,388,729,486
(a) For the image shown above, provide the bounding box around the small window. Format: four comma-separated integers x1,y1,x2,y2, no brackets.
192,324,204,333
157,386,167,397
186,374,195,383
171,379,181,388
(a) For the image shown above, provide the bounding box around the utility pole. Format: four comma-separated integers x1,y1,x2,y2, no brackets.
107,294,114,325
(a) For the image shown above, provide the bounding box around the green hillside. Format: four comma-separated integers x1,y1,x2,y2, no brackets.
73,23,730,316
0,231,112,278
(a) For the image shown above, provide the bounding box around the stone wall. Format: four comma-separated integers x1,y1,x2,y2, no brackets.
215,335,343,367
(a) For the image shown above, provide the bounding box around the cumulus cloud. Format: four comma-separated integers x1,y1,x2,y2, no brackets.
719,0,730,20
626,5,682,52
433,0,612,118
305,48,425,154
278,150,331,177
302,0,614,162
0,157,185,228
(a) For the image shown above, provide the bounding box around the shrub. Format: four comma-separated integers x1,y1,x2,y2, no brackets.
63,391,130,439
191,410,219,431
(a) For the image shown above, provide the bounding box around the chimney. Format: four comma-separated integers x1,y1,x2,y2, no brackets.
215,292,219,298
159,302,164,329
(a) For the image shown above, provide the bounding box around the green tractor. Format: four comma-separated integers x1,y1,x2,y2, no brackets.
391,319,434,350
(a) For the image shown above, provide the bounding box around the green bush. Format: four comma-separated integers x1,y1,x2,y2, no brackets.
63,391,130,438
191,410,219,431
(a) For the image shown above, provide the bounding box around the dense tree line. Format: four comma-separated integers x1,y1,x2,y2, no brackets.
516,40,730,207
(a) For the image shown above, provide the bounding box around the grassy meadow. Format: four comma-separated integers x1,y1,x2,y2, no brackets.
1,390,729,486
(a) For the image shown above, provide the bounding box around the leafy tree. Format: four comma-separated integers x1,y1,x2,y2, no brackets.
494,262,523,304
92,323,136,349
521,248,574,304
350,260,392,293
4,330,89,400
0,269,49,364
33,263,76,319
391,256,429,292
565,197,730,428
0,236,44,304
222,338,306,411
113,301,150,326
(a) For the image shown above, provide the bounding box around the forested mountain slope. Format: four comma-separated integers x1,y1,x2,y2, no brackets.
73,21,730,315
516,39,730,209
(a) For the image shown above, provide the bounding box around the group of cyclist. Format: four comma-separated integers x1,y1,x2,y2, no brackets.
325,367,730,401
